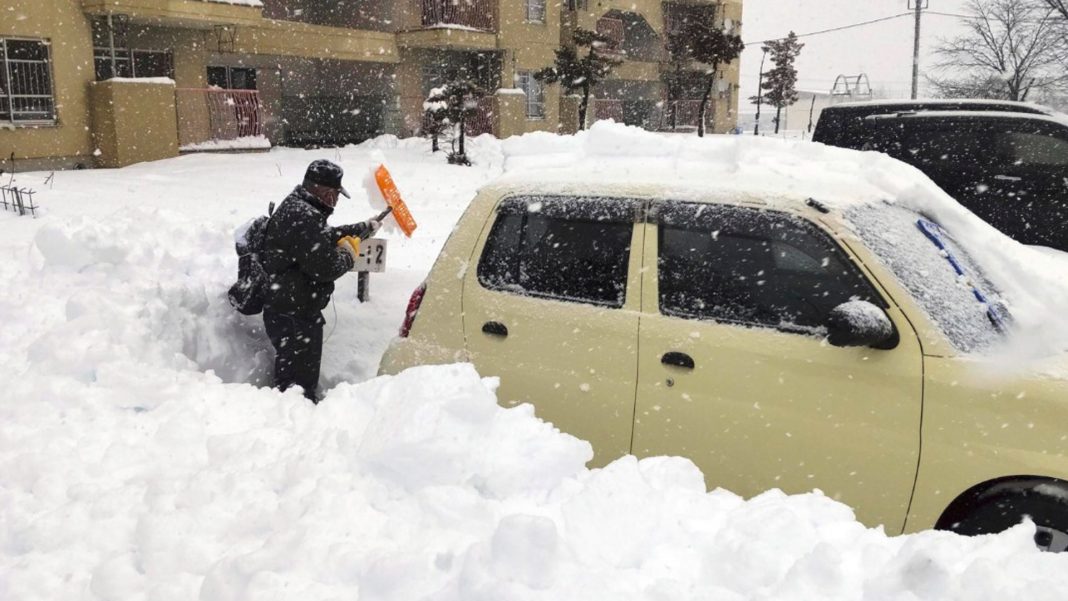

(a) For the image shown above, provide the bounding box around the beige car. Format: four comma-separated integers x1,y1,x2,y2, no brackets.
380,180,1068,551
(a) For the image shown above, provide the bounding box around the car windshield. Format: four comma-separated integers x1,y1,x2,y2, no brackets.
846,203,1010,353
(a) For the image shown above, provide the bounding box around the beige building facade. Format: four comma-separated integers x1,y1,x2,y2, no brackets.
1,0,742,170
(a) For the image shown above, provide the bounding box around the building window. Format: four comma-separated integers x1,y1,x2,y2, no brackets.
207,66,257,90
0,38,56,124
91,18,173,80
526,0,546,23
132,50,175,79
92,17,131,80
516,71,545,120
567,0,587,10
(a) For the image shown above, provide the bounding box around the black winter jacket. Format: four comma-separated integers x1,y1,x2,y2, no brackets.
261,185,373,320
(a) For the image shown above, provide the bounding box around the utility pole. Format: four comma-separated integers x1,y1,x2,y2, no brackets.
753,47,768,136
910,0,926,99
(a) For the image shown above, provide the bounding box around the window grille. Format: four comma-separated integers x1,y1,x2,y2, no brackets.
92,16,131,80
526,0,546,23
517,72,545,119
0,38,56,124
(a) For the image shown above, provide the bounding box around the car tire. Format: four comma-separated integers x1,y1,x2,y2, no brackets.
941,481,1068,552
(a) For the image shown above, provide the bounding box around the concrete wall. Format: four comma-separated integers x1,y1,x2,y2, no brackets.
89,80,179,168
0,0,95,171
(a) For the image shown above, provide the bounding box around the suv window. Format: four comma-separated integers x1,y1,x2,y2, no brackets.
658,203,884,333
870,117,1068,171
1000,132,1068,167
477,196,636,308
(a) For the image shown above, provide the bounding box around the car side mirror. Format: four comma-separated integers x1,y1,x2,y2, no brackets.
826,300,898,350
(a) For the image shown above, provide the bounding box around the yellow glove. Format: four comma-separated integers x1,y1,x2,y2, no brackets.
338,236,361,262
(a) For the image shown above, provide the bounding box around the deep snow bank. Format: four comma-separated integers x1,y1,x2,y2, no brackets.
4,360,1068,601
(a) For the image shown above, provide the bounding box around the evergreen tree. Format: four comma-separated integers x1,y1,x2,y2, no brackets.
425,79,487,165
535,28,622,130
672,19,744,137
754,32,803,135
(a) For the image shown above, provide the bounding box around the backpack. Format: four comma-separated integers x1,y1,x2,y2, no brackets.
227,203,274,316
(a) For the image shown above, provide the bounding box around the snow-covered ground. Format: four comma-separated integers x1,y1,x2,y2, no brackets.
3,124,1068,600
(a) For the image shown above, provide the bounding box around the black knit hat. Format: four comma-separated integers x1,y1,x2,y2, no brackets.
303,159,351,198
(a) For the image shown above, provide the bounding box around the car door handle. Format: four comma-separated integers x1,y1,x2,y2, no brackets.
994,174,1022,182
482,321,508,338
661,352,695,370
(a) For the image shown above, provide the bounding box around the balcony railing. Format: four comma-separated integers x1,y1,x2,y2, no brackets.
176,88,266,150
422,0,495,31
658,100,711,131
421,95,496,138
595,17,624,57
592,98,624,123
466,96,496,137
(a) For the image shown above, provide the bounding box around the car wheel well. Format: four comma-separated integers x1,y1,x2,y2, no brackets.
935,475,1068,532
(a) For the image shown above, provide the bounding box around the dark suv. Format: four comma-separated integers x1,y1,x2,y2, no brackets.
813,100,1068,251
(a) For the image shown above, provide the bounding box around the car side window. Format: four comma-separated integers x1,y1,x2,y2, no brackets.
998,131,1068,168
477,196,636,308
658,203,884,333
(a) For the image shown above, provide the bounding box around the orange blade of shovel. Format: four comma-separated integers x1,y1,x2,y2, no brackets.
374,165,417,238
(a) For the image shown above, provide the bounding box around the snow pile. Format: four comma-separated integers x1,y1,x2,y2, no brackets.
4,125,1068,599
180,135,271,153
5,356,1068,599
20,209,272,387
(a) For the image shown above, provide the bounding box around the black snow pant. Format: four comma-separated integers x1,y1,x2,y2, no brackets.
263,310,323,403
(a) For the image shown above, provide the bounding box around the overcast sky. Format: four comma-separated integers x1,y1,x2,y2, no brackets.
738,0,971,108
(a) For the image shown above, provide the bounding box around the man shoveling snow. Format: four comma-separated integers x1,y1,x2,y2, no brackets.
259,160,383,402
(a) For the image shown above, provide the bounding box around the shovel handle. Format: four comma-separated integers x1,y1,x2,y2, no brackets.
375,207,394,222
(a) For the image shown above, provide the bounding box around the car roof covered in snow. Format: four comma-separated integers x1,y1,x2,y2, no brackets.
826,98,1062,117
864,110,1068,128
491,122,946,214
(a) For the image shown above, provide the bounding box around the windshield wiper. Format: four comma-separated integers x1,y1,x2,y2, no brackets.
916,219,1011,334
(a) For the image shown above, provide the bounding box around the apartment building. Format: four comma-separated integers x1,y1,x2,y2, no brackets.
0,0,742,171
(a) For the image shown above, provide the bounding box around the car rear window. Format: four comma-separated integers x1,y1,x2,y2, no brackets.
477,196,636,308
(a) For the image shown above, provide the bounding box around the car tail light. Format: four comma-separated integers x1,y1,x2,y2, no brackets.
399,282,427,338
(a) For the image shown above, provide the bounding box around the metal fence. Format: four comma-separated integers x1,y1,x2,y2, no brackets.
422,0,494,31
0,185,38,217
595,17,625,56
592,98,624,124
421,95,496,139
175,88,264,148
658,100,711,131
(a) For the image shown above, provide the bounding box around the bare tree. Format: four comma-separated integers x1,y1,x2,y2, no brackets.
930,0,1068,101
1040,0,1068,20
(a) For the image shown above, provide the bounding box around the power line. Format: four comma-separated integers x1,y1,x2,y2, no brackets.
744,12,914,45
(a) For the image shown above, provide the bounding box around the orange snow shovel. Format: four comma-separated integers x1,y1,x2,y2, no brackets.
373,165,418,237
